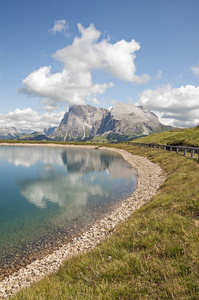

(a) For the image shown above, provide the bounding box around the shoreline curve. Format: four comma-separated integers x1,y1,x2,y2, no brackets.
0,144,166,299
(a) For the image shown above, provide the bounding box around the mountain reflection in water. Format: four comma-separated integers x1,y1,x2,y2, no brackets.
0,146,137,279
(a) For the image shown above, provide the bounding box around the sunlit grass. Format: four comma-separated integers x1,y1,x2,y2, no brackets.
133,126,199,147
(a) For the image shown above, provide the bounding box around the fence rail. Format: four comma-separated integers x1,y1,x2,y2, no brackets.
128,142,199,159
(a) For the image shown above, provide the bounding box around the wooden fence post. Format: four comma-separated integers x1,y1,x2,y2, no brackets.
184,149,187,156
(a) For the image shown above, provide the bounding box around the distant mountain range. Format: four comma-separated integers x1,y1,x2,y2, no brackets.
0,127,48,141
0,127,19,139
0,103,172,142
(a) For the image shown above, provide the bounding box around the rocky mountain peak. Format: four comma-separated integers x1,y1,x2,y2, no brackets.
50,103,164,141
53,104,109,140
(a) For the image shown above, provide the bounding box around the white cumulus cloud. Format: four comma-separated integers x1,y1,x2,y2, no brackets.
53,23,150,83
139,85,199,127
49,19,68,35
0,108,65,131
191,63,199,76
155,70,162,80
19,65,112,109
20,23,149,110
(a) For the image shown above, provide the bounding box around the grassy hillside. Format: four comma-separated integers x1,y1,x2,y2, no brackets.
12,143,199,299
89,133,146,143
132,126,199,147
16,132,50,141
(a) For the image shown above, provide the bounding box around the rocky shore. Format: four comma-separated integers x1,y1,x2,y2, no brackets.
0,145,166,299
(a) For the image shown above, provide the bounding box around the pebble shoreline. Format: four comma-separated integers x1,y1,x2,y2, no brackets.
0,145,166,299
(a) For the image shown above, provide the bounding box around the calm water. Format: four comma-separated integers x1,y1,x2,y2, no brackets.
0,146,137,278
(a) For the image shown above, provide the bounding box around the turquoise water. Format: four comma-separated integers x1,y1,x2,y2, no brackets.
0,146,137,278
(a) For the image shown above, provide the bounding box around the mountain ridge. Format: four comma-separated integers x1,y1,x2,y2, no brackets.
50,103,170,141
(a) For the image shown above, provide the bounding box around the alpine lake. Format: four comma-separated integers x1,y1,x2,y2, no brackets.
0,145,137,280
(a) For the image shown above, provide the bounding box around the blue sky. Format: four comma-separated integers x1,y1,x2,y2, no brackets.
0,0,199,131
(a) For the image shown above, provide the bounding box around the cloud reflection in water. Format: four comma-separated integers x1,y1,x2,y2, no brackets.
1,147,137,212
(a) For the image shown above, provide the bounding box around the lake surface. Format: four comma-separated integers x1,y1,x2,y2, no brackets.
0,146,137,279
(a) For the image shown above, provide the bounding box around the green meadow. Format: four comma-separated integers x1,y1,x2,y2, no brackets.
133,126,199,147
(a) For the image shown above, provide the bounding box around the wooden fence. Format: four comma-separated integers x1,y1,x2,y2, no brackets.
129,142,199,160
